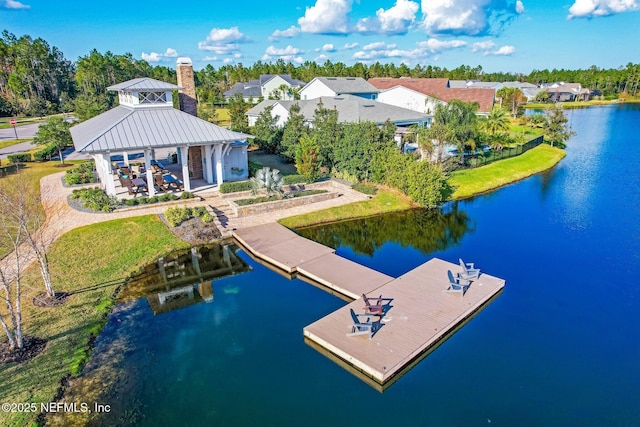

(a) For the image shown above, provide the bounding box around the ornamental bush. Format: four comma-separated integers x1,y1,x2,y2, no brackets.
219,181,253,193
165,206,193,227
64,162,95,185
7,153,32,163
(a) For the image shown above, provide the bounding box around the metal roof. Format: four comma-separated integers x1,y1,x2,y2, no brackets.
107,78,182,91
247,95,428,125
70,105,251,154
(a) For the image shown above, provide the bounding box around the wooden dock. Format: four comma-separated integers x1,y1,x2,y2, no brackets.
303,258,505,384
233,223,505,388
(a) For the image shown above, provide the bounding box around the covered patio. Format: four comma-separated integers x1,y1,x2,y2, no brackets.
70,78,251,197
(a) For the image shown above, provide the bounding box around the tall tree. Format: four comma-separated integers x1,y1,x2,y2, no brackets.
227,93,249,133
497,87,526,117
280,103,306,162
310,100,341,171
32,116,72,164
252,105,282,154
543,105,575,147
295,133,322,182
482,106,510,136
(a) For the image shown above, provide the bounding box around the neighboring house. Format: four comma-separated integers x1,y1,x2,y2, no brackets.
368,78,495,117
224,74,305,103
71,77,251,197
540,82,591,102
246,95,429,129
299,77,379,101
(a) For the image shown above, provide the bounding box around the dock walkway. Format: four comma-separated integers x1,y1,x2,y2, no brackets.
232,223,505,388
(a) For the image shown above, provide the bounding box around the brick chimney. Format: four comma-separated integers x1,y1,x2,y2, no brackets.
176,57,197,116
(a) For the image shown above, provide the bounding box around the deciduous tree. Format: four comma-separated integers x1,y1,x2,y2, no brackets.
32,116,72,164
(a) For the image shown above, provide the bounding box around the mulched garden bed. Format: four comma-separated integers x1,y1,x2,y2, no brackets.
0,335,47,364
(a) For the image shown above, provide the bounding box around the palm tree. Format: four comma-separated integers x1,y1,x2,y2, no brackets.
482,106,510,136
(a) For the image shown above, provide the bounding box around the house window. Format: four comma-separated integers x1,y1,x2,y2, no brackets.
138,91,168,104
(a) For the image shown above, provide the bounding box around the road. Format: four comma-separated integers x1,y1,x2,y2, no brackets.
0,122,41,140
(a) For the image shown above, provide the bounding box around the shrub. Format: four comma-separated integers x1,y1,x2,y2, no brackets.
180,191,194,199
219,181,253,193
283,174,307,185
34,144,58,162
192,206,214,223
352,182,378,195
165,206,193,227
7,153,32,163
71,187,117,212
248,160,263,177
64,162,95,185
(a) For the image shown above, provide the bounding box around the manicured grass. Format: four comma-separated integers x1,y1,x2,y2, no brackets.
279,188,414,229
447,144,566,200
0,215,188,427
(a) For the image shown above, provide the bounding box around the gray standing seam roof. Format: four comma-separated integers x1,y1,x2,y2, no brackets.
314,77,379,94
70,105,251,154
106,78,182,91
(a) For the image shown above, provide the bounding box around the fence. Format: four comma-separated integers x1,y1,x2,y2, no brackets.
442,135,545,172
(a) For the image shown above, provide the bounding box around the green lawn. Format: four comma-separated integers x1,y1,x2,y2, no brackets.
524,99,625,109
447,144,566,200
0,216,188,427
279,188,415,229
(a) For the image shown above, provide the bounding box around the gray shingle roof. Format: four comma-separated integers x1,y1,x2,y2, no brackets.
224,82,262,98
107,78,182,91
313,77,379,95
247,95,428,125
70,105,250,154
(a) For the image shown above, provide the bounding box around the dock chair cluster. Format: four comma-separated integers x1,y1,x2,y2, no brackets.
444,258,481,296
347,293,393,339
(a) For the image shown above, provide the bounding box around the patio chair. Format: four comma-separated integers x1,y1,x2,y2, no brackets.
154,174,168,191
347,309,375,339
445,270,470,295
120,166,133,176
459,258,480,280
362,293,391,316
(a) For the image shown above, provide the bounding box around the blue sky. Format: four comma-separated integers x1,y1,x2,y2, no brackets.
2,0,639,73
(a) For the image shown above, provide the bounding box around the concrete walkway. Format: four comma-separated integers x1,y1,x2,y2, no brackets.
1,171,369,283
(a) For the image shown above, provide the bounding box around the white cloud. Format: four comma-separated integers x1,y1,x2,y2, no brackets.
353,46,424,63
198,27,250,55
141,52,162,62
298,0,352,34
202,56,219,61
356,0,419,34
343,42,359,49
4,0,30,9
141,48,179,62
490,45,515,55
417,38,467,53
269,26,301,41
421,0,523,36
233,53,242,58
363,41,396,50
322,43,336,52
568,0,638,19
262,45,305,64
315,54,330,63
471,40,495,52
223,58,234,64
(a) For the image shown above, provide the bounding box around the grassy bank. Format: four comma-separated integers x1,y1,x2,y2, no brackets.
524,99,625,109
279,188,414,229
0,216,187,427
447,144,566,200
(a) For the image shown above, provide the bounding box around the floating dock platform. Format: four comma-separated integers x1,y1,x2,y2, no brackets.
233,223,505,388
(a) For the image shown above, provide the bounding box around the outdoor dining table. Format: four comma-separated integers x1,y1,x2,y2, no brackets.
132,178,147,188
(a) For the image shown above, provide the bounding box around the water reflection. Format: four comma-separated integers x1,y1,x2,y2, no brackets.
296,202,472,256
119,244,251,315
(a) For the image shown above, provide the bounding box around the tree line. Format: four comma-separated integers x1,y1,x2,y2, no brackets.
2,30,638,118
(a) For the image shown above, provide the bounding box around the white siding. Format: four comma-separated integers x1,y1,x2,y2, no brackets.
263,76,291,100
376,86,443,116
271,104,290,127
300,79,335,100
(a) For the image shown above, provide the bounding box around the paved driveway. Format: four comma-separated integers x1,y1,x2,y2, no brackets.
0,123,40,140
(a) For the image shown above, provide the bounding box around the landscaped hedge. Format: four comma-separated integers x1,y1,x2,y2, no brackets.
7,153,32,163
34,144,58,162
121,192,193,206
219,181,253,193
352,182,378,195
165,205,214,227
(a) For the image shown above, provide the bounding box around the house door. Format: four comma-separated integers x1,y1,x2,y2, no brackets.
188,147,203,179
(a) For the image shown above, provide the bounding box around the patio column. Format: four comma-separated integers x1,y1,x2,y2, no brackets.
151,148,156,161
103,154,116,196
92,154,105,191
204,144,214,184
144,149,155,196
123,152,129,166
179,146,191,192
214,144,224,186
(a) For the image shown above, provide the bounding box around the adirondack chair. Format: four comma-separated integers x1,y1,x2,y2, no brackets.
346,309,374,339
154,174,168,191
459,258,480,280
362,294,391,316
444,270,470,295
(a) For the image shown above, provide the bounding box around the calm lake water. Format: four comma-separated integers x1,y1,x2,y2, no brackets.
87,105,640,426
